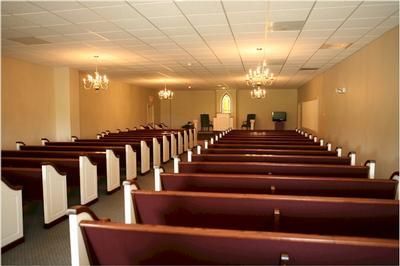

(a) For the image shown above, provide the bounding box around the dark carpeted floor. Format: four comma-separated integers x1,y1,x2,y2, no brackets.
2,156,179,265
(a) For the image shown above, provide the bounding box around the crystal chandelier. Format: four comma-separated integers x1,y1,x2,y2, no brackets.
83,56,109,91
250,86,266,99
246,60,275,88
158,83,174,100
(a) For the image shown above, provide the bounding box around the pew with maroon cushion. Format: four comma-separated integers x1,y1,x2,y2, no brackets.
2,164,68,228
43,140,147,173
19,142,143,176
217,139,319,145
69,206,398,265
2,150,107,176
1,179,24,251
157,172,398,199
127,190,398,239
203,148,337,156
100,134,177,159
104,128,189,154
2,156,100,203
191,154,351,165
208,143,329,150
178,161,375,178
74,137,168,165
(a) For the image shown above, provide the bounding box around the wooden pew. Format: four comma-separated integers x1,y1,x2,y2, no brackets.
69,207,399,266
75,136,169,165
104,129,188,154
69,205,398,265
177,161,375,178
157,172,398,199
216,139,319,145
1,179,23,251
19,142,142,177
2,156,99,203
191,154,351,165
126,190,398,239
203,148,337,156
209,143,330,150
41,139,146,174
2,164,68,228
101,131,182,157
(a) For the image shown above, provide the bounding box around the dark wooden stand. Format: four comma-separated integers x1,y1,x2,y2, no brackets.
274,121,285,130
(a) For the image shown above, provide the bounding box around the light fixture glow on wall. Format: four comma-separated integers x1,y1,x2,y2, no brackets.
336,87,347,94
250,85,266,99
82,55,109,91
158,83,174,100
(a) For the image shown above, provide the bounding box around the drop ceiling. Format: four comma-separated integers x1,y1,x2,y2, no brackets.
1,0,399,90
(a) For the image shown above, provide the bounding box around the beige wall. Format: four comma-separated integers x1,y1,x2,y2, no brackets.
237,89,298,130
160,90,216,129
298,27,399,178
79,78,156,138
2,57,56,149
159,88,298,130
2,56,154,147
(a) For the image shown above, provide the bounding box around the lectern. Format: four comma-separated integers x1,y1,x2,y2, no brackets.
272,111,286,130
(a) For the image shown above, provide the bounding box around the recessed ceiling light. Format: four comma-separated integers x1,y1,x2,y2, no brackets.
187,62,192,66
320,43,352,49
8,37,50,45
300,67,319,71
268,21,305,31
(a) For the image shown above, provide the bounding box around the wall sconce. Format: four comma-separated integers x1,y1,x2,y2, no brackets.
336,87,347,94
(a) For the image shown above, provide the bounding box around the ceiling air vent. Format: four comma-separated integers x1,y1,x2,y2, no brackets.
8,37,50,45
320,43,352,49
269,21,305,31
300,68,319,71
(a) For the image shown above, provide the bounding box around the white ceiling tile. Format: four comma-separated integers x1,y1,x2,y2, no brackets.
112,18,155,30
303,19,344,30
16,12,70,26
79,1,126,8
187,13,228,26
350,3,399,19
342,17,387,29
269,9,310,22
314,1,361,9
309,6,357,21
270,1,314,11
126,28,160,38
2,15,37,28
150,16,190,29
56,9,105,24
176,1,223,15
91,4,141,20
78,21,122,33
299,29,335,38
222,1,267,13
65,32,105,41
132,2,181,17
2,2,45,15
1,29,30,39
196,24,231,35
227,11,266,24
334,27,370,37
231,23,265,34
34,1,85,11
376,16,400,29
161,27,196,36
47,24,88,35
98,31,134,40
13,26,57,36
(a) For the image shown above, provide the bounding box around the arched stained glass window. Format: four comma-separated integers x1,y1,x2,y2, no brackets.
221,93,231,114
